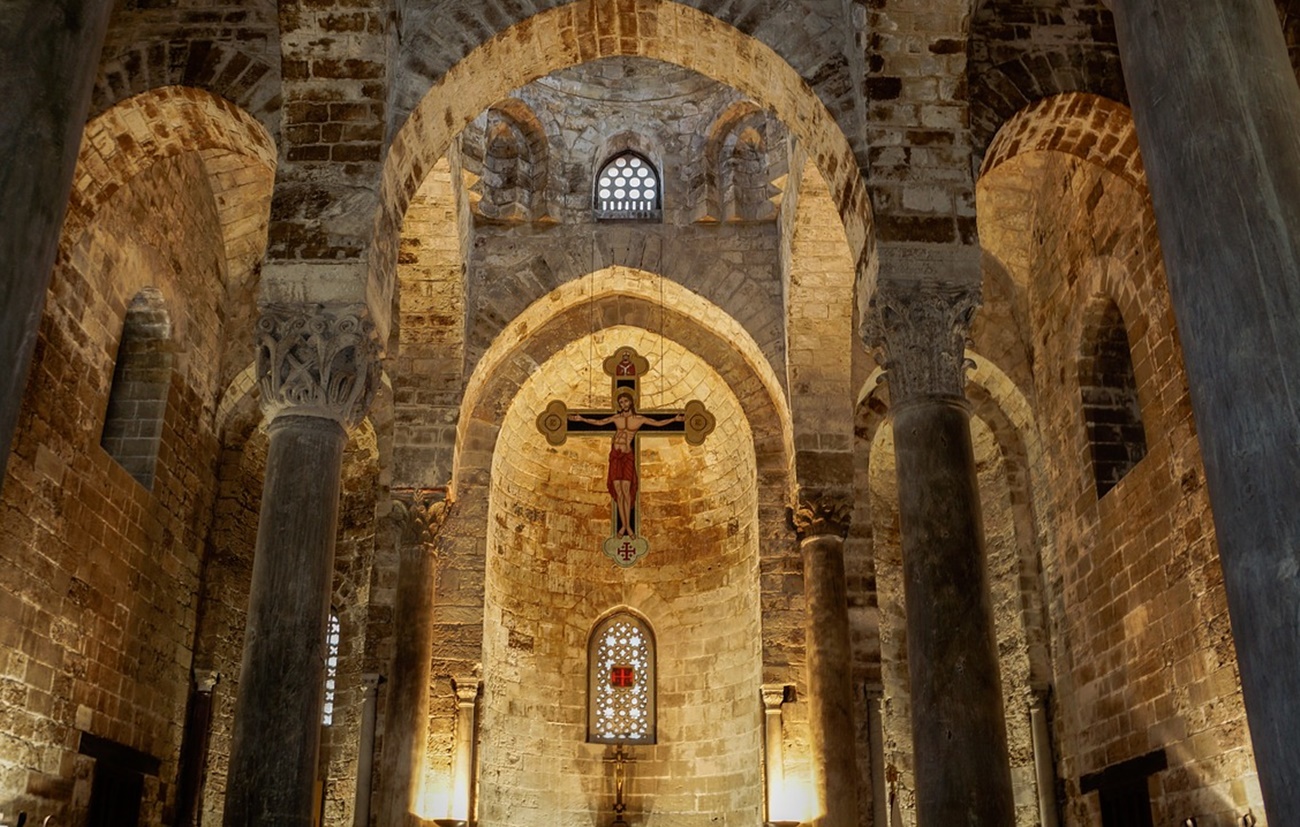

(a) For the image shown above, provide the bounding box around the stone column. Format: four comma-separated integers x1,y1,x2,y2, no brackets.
223,305,380,827
864,686,887,827
353,673,384,827
1109,3,1300,822
451,676,481,822
867,281,1015,825
0,0,114,483
1029,690,1059,827
760,684,788,823
176,669,220,827
378,488,447,826
793,495,859,827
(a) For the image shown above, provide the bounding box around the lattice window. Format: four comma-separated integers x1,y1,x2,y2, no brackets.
322,612,340,726
595,152,661,219
587,612,656,743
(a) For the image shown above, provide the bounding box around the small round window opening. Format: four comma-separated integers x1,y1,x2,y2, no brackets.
596,152,661,220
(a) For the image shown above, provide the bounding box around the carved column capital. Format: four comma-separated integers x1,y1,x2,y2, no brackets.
193,669,220,693
760,683,789,711
864,280,980,405
792,490,854,540
453,676,481,706
361,672,384,693
389,487,450,547
255,303,381,428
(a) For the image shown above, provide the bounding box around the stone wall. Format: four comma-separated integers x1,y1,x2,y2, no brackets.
477,334,763,827
0,150,228,825
978,99,1265,824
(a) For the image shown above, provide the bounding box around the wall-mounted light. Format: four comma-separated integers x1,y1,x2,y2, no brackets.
1180,819,1197,827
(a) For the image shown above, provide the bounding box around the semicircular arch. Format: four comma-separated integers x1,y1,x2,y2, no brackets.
454,267,793,499
372,1,874,341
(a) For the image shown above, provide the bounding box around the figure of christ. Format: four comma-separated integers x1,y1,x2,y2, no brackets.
569,391,684,538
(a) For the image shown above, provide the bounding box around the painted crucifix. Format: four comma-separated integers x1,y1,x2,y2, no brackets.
536,346,716,567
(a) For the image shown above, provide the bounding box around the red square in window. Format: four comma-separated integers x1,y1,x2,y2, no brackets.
610,665,635,688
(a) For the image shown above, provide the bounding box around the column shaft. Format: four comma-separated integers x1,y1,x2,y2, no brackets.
223,415,347,827
378,542,437,823
893,396,1014,826
1111,2,1300,821
866,690,887,827
1029,693,1059,827
451,681,480,822
801,533,860,827
0,0,113,481
353,674,382,827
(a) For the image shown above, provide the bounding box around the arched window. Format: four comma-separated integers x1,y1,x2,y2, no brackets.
595,151,661,220
322,611,341,726
101,287,172,488
1080,296,1148,497
587,612,656,743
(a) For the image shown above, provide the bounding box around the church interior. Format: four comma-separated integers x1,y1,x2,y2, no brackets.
2,1,1299,826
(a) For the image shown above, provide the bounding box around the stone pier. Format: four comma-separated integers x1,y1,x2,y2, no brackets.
794,494,859,827
868,281,1016,826
1111,2,1300,821
223,305,380,827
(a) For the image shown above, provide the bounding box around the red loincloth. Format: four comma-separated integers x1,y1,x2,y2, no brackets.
606,446,637,503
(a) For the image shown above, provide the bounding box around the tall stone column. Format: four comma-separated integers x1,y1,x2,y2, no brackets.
0,0,113,483
353,673,384,827
794,494,860,827
223,305,380,827
867,281,1015,826
1109,3,1300,822
378,489,447,826
451,676,481,822
760,684,788,824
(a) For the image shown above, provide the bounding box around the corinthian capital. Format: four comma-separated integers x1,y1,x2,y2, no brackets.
864,281,979,404
389,487,450,547
256,303,381,428
791,489,854,539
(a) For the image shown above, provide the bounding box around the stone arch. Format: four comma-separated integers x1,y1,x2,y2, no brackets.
455,267,792,500
477,325,765,827
91,40,281,137
703,100,785,222
980,93,1146,195
371,0,874,344
66,86,276,391
966,0,1126,158
460,98,550,221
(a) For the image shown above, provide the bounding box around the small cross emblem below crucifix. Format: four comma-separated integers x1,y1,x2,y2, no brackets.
535,346,716,566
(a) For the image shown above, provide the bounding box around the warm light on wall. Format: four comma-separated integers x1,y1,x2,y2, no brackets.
416,786,452,821
769,777,816,824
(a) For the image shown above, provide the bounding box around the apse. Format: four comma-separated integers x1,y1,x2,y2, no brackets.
479,327,763,827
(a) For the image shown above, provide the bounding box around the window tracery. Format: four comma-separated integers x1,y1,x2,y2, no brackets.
587,612,656,743
596,152,660,219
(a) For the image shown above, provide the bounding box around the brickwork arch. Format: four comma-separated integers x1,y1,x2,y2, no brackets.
92,39,281,138
702,101,785,222
391,0,865,162
980,93,1146,194
460,98,551,222
65,86,277,391
457,266,793,490
372,0,873,341
967,0,1126,159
